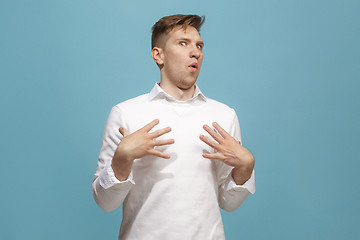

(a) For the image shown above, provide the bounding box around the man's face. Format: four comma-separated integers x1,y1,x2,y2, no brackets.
157,26,204,90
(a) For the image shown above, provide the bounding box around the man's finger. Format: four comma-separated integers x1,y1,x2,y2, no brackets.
213,122,232,139
200,135,220,150
142,119,160,132
148,149,171,159
202,152,223,160
203,124,223,143
149,127,172,139
152,139,175,146
119,127,130,137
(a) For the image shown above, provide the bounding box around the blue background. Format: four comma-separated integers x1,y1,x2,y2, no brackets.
1,0,359,239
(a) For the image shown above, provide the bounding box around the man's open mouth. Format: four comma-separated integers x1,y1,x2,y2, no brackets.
189,63,198,70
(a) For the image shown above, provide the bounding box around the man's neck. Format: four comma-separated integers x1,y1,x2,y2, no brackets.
159,81,196,101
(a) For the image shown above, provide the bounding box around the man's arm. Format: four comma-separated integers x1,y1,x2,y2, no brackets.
200,113,255,211
92,107,174,212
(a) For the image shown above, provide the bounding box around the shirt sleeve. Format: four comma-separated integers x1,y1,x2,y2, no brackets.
216,109,255,212
92,106,135,212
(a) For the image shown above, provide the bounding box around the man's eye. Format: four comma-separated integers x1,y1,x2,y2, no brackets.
180,42,186,46
197,45,203,49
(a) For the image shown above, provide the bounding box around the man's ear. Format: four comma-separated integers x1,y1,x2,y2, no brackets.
151,47,164,66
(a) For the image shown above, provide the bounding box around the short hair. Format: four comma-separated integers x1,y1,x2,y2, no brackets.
151,14,205,49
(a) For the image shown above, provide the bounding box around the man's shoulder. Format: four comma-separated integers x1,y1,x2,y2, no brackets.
205,96,236,114
113,93,149,110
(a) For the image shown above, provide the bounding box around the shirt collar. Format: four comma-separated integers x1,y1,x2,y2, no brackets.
148,83,207,102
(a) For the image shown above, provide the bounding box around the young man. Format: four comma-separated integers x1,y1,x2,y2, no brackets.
93,14,255,240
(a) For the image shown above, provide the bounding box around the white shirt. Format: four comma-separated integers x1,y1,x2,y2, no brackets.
92,83,255,240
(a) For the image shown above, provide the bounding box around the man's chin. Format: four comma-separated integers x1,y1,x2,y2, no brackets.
178,79,198,90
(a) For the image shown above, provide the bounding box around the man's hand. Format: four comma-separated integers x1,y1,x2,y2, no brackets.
200,122,254,185
111,119,175,181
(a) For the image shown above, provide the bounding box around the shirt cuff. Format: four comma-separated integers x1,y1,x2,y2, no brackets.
98,163,135,190
224,170,255,194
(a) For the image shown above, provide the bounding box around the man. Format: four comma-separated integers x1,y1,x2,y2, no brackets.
93,14,255,240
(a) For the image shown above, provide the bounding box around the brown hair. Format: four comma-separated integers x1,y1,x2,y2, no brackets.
151,14,205,49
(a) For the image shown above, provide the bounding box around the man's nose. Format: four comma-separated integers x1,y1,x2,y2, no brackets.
190,45,201,59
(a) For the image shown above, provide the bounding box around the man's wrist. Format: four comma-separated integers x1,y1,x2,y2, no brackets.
111,153,134,181
232,167,253,186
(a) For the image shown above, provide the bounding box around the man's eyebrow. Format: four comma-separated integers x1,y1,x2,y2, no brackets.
177,37,192,42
